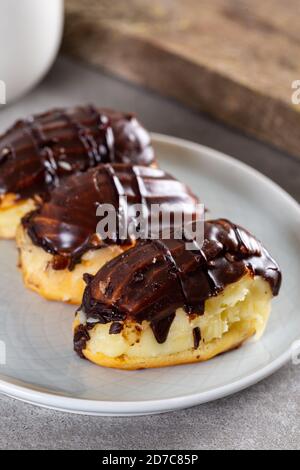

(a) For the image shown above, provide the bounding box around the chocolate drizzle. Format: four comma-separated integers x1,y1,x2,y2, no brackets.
23,164,198,270
151,239,192,312
151,313,176,344
109,322,124,335
193,327,201,349
74,324,90,359
0,105,155,201
74,219,282,357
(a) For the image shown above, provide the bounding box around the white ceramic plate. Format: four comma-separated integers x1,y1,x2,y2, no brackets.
0,134,299,416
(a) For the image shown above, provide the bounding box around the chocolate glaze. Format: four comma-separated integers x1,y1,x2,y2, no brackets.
109,322,124,335
151,313,176,344
0,105,155,201
193,327,201,349
74,219,281,356
22,164,199,269
74,324,91,359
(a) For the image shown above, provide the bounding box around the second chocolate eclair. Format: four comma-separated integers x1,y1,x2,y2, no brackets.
17,164,199,304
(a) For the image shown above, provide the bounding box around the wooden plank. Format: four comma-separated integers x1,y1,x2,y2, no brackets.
63,0,300,158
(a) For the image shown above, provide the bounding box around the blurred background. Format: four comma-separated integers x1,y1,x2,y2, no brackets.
1,0,300,198
63,0,300,160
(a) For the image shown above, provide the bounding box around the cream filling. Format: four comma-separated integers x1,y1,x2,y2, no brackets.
77,275,272,359
17,227,124,304
0,195,36,238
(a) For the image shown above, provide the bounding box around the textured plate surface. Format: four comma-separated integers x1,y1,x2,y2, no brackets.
0,134,299,416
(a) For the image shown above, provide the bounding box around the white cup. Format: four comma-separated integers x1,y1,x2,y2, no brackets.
0,0,64,104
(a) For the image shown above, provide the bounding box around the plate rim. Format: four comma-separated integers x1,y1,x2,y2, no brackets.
0,348,292,415
0,132,299,416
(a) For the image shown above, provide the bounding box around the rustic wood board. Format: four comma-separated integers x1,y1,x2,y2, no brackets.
63,0,300,158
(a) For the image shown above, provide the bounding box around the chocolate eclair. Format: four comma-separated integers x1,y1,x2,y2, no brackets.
17,164,199,304
74,219,281,370
0,105,155,238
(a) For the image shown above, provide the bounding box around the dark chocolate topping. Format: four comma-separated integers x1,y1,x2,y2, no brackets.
193,327,201,349
74,219,281,355
151,313,176,344
0,105,155,201
109,322,124,335
74,324,90,360
23,164,199,269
